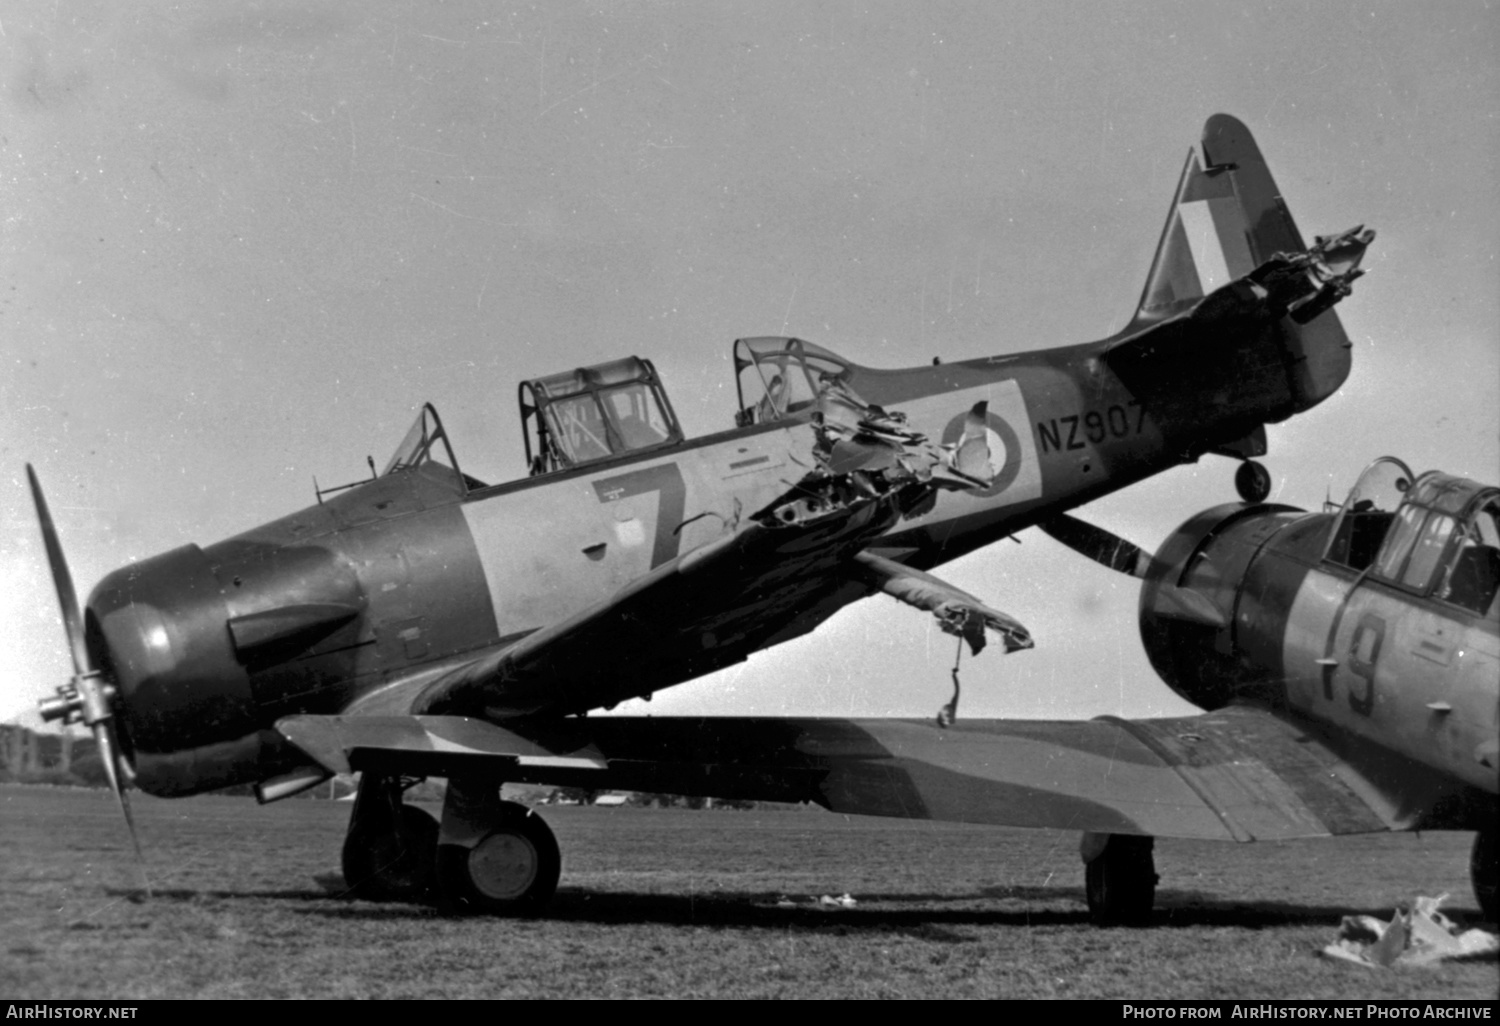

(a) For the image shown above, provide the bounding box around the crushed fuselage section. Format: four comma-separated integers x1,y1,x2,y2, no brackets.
751,380,993,530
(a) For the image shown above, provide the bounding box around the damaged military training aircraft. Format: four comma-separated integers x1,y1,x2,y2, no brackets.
29,114,1376,916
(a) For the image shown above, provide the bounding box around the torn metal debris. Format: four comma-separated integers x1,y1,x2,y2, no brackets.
1253,224,1377,325
855,551,1032,657
772,893,858,910
752,380,995,529
1321,894,1499,968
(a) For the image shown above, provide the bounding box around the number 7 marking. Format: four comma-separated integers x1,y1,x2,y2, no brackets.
593,463,687,570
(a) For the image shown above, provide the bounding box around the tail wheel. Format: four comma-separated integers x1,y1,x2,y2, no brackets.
1235,460,1272,504
342,804,439,902
438,801,560,916
1084,834,1157,926
1473,827,1498,923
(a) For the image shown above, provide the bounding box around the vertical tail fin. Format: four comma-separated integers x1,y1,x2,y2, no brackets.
1125,114,1357,412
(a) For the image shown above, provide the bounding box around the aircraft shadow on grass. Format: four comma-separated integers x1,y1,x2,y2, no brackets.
101,882,1483,936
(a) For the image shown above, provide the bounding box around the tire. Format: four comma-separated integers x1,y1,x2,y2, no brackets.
1472,827,1498,923
437,802,560,916
1085,834,1157,926
1235,461,1272,504
341,804,439,902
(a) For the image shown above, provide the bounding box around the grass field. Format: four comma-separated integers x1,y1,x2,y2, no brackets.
2,785,1494,999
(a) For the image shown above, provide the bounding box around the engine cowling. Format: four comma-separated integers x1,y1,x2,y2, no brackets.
87,538,365,796
1138,501,1329,710
88,545,255,757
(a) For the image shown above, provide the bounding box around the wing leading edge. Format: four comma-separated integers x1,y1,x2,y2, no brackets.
277,704,1489,841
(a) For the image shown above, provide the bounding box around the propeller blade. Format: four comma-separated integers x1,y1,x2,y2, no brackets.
1041,512,1230,628
26,464,90,677
27,464,151,897
1037,513,1152,579
92,719,151,896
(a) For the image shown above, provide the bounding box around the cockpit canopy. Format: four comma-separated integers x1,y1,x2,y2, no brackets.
733,337,852,428
386,340,868,489
1325,456,1500,616
520,356,683,475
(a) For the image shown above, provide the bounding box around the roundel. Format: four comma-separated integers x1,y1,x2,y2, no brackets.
940,409,1024,498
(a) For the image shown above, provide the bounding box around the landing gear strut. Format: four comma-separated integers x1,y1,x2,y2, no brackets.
341,773,439,902
436,777,561,916
1082,832,1157,926
1235,460,1272,504
1473,826,1498,923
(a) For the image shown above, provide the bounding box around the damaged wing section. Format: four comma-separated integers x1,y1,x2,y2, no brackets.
754,380,994,528
854,551,1033,656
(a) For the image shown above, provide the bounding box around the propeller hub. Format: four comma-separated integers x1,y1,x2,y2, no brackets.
38,684,80,725
39,671,117,725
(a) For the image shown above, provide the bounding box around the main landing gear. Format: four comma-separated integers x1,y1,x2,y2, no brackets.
434,777,560,915
339,773,560,915
342,774,438,902
1235,460,1272,504
1473,825,1498,924
1081,832,1158,926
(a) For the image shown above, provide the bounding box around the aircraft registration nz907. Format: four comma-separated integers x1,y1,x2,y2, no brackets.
30,115,1379,914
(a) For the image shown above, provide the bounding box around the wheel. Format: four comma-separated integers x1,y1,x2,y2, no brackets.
1235,460,1272,504
1084,834,1157,926
1473,827,1498,923
437,802,560,916
342,804,439,902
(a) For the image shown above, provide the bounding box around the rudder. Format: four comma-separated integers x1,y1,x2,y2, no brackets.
1126,114,1358,412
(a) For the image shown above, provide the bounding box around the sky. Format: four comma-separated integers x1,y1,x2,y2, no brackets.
3,1,1497,729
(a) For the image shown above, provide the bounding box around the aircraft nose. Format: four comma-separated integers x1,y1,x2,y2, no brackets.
87,544,255,756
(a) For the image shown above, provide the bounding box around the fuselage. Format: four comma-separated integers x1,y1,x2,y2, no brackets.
63,108,1374,798
1134,467,1499,813
87,329,1288,794
1282,546,1499,795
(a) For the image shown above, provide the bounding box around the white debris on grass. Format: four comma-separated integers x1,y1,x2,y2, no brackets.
772,893,858,910
1321,894,1499,968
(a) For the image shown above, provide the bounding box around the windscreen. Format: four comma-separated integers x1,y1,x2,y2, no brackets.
1323,456,1412,570
382,403,463,480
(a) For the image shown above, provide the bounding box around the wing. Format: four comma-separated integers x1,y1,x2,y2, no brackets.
276,704,1491,838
